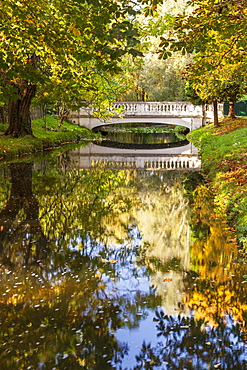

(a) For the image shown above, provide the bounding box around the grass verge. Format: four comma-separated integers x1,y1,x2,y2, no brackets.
188,117,247,249
0,115,98,162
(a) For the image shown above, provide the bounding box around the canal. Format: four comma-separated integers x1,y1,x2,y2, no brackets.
0,136,247,369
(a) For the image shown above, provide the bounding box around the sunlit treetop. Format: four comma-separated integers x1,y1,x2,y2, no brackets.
0,0,138,100
159,0,247,57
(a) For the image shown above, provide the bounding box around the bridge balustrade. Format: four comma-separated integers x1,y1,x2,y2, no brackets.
113,102,202,117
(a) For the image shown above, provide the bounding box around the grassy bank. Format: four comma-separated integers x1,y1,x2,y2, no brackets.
0,115,98,161
188,117,247,249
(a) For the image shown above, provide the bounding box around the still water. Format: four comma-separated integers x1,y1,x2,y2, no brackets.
94,123,188,149
0,143,247,369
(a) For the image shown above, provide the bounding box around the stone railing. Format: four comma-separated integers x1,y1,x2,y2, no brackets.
114,102,193,116
113,102,204,117
77,101,223,119
112,101,224,121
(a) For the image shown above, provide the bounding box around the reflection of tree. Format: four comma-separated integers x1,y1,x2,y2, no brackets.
130,180,247,370
99,170,191,265
137,172,190,261
0,159,246,369
0,161,160,369
132,310,247,370
126,171,191,315
36,164,135,245
0,249,158,369
183,185,247,327
0,163,48,267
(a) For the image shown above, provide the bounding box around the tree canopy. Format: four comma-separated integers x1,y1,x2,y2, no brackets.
0,0,160,136
2,0,246,135
159,0,247,124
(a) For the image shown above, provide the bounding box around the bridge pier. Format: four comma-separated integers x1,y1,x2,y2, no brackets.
191,117,204,131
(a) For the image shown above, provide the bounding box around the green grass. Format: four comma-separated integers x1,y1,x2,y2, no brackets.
189,118,247,249
0,115,98,161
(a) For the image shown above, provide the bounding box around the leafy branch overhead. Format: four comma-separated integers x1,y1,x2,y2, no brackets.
0,0,160,136
158,0,247,124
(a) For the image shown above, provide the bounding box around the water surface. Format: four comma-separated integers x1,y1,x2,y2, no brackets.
0,146,246,370
94,123,188,148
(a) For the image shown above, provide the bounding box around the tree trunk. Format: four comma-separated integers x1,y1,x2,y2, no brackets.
213,100,219,127
5,84,36,137
58,104,69,126
228,101,235,118
0,106,7,124
202,103,206,126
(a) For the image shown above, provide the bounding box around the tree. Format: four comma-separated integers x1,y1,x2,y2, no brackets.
0,0,160,137
119,0,193,102
121,54,188,102
222,81,245,119
159,0,247,125
182,52,247,125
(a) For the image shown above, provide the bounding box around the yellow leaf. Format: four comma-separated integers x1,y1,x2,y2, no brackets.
73,28,81,36
68,25,81,36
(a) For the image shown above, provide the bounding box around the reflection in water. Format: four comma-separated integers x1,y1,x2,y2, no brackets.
101,130,178,144
94,123,188,145
0,157,246,369
94,123,189,150
95,138,189,150
140,312,247,369
0,163,48,267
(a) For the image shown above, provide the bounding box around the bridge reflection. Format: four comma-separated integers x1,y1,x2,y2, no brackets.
69,142,201,170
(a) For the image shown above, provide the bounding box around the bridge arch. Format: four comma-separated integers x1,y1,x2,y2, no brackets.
90,117,193,131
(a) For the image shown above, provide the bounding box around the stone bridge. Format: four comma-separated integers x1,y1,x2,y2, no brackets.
69,101,223,131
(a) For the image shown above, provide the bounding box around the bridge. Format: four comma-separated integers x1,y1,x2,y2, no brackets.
69,101,223,131
68,142,201,170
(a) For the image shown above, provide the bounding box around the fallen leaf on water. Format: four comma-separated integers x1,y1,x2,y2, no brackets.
214,364,221,369
102,258,118,264
109,259,118,263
